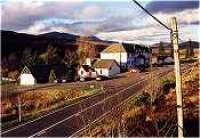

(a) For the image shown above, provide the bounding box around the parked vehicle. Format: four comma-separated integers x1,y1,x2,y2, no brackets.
96,75,110,81
128,68,138,73
80,77,86,82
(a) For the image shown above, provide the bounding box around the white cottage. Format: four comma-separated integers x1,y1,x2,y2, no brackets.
100,43,150,69
94,59,120,77
78,65,96,81
19,66,36,85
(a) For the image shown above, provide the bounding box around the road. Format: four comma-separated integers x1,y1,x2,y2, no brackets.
1,66,173,137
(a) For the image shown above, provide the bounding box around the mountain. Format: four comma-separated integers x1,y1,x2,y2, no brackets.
150,41,199,58
38,32,79,41
179,41,199,49
2,30,49,56
151,41,200,49
1,30,112,79
1,30,110,57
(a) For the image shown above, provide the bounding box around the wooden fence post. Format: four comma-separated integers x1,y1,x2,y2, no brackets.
17,95,22,122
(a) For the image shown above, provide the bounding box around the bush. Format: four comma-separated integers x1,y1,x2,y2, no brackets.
162,79,175,95
133,92,151,106
8,70,19,80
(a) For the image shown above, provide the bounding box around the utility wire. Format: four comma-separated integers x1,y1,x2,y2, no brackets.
132,0,185,43
132,0,171,31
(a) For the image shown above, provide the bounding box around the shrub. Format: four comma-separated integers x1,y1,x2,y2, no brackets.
162,79,175,95
133,92,151,106
8,70,19,80
49,69,56,83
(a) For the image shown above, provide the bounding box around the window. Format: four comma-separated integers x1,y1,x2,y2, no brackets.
100,70,103,74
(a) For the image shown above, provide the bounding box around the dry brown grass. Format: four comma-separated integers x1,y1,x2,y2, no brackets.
80,62,199,137
1,85,98,123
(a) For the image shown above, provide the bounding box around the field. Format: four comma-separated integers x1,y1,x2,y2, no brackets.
79,62,199,137
1,84,100,129
1,66,163,130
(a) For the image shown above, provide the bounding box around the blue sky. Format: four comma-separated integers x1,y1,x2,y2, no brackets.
1,0,199,44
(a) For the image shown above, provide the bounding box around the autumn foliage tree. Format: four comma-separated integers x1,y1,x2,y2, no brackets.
49,69,57,83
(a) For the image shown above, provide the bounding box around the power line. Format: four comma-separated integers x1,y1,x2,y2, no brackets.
131,0,171,31
132,0,186,44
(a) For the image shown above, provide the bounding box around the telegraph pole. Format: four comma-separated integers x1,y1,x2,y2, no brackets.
131,1,184,136
170,17,184,138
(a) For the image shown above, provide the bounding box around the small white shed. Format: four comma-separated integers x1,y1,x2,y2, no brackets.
94,59,120,78
78,65,96,79
19,66,36,85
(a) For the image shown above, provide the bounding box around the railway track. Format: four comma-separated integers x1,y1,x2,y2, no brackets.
30,69,172,137
1,66,172,137
2,63,194,137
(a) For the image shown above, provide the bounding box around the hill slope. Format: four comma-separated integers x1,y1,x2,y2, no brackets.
1,30,110,79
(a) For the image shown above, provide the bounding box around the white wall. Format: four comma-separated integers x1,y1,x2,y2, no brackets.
109,63,120,76
85,58,91,66
20,74,35,85
100,52,127,65
101,52,150,68
152,57,158,64
95,63,120,77
78,67,96,78
78,67,89,78
95,68,109,77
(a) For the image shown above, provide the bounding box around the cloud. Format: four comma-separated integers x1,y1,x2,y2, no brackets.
1,0,199,45
96,26,170,45
144,9,200,27
1,0,143,33
1,1,82,30
78,5,102,19
146,0,199,13
95,6,199,44
96,23,199,45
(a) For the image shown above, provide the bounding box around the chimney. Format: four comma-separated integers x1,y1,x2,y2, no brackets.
85,58,91,66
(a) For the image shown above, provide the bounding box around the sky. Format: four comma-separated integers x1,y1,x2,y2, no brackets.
1,0,199,45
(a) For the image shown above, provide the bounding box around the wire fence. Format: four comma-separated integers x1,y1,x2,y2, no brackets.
69,69,173,137
69,63,194,137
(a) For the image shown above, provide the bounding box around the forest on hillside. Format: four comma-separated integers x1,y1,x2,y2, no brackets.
1,31,109,80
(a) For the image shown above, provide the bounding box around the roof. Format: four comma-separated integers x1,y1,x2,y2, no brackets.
83,58,98,66
101,43,126,53
94,59,118,68
81,65,94,72
102,43,149,53
21,66,32,74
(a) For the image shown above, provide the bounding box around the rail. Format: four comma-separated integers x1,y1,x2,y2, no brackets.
69,69,173,137
29,68,172,137
69,63,194,137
